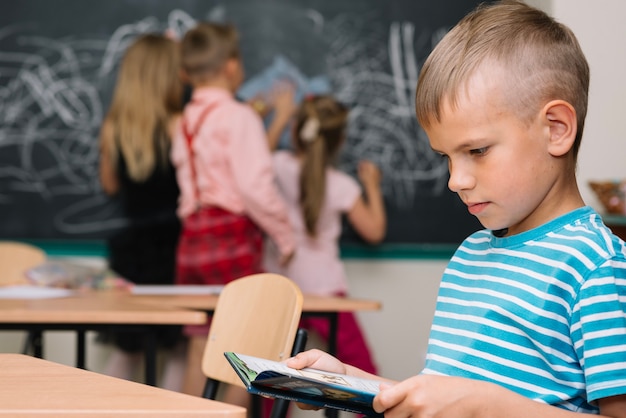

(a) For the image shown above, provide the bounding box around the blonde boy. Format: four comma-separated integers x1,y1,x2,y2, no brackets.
288,1,626,416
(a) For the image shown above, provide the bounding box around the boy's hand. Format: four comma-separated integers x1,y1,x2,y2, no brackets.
279,249,295,267
286,349,347,374
374,374,493,417
286,349,348,411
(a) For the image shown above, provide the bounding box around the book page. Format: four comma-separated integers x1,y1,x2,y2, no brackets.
234,353,381,394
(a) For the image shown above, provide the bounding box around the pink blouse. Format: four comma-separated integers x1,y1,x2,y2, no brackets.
171,87,295,257
263,151,361,295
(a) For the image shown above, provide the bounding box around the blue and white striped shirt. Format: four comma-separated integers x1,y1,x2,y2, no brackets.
423,206,626,413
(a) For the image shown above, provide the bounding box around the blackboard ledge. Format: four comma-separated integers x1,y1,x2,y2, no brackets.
340,243,456,260
14,239,457,260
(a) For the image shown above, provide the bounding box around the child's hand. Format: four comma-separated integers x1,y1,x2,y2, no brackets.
286,349,346,411
269,80,297,120
373,374,494,417
286,349,347,375
279,249,295,267
358,160,382,188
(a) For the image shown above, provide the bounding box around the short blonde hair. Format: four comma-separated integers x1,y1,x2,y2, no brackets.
181,22,240,85
415,0,589,159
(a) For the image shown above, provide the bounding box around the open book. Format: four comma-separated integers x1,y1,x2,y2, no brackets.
224,352,383,417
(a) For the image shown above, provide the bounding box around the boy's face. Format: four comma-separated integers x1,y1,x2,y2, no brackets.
425,71,564,236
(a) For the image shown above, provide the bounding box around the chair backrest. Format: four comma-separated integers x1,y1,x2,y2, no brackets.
0,241,46,286
202,273,303,388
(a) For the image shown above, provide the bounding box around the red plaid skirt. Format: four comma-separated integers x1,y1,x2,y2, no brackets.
176,206,264,335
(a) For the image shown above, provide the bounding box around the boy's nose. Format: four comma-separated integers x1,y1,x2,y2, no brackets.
447,163,474,193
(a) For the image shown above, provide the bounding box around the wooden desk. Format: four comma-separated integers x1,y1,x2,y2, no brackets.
0,353,246,417
126,292,382,355
0,290,380,393
0,292,207,386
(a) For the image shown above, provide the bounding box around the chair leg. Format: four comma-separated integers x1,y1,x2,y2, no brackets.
203,378,219,399
291,328,308,356
22,331,43,357
268,328,309,418
251,394,263,418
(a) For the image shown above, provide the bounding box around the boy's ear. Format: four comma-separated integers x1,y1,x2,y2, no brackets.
224,58,239,76
542,100,577,157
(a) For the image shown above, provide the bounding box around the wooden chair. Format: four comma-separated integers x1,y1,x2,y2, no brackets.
201,273,307,418
0,241,46,286
0,241,47,355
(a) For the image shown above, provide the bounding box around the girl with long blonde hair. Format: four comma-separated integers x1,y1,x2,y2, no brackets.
98,33,185,390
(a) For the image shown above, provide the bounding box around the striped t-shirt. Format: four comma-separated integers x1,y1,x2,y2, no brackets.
423,206,626,413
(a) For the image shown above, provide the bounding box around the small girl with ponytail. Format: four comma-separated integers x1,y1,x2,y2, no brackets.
264,94,386,375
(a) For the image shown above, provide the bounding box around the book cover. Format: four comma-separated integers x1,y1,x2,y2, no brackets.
224,351,384,417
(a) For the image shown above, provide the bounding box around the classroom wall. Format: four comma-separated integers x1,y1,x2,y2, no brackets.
1,0,625,407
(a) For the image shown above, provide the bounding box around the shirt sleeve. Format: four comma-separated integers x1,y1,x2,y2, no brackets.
328,169,362,213
574,258,626,402
170,118,195,218
226,103,295,257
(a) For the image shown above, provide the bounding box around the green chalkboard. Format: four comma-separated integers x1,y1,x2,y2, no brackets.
0,0,483,248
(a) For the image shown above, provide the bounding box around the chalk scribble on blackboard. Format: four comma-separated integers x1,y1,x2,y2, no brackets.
0,2,472,242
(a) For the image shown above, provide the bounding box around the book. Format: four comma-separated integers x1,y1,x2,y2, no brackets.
224,351,384,417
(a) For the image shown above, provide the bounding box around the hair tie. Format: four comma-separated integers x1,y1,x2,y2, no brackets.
300,118,320,142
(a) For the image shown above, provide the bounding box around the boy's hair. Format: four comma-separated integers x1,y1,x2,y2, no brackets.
181,22,240,85
293,95,349,237
415,0,590,159
106,33,182,182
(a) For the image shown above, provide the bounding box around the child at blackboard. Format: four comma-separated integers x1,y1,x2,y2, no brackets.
263,94,386,377
98,33,185,390
171,21,296,398
287,1,626,417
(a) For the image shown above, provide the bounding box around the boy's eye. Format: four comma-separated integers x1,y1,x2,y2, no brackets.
470,147,488,156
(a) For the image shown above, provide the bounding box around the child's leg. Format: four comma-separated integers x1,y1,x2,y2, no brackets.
160,339,187,392
103,348,142,381
181,335,208,396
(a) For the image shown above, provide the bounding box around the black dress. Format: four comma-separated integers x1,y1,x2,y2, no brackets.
105,134,183,353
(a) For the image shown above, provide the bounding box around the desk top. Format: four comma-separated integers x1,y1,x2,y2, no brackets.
0,291,207,325
0,353,246,417
126,292,382,313
0,289,380,326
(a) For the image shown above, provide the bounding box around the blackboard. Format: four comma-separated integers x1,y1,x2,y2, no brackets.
0,0,483,248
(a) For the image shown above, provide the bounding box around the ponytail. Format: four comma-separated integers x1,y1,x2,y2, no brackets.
294,96,348,237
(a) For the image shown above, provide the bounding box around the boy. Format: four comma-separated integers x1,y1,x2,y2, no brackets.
287,1,626,416
171,22,295,397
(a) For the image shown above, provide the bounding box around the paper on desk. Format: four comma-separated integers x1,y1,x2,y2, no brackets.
130,285,224,295
0,285,75,299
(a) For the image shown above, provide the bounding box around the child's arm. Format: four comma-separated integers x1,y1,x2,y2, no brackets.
347,161,386,243
288,352,626,417
264,81,297,150
98,119,119,196
374,375,626,418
